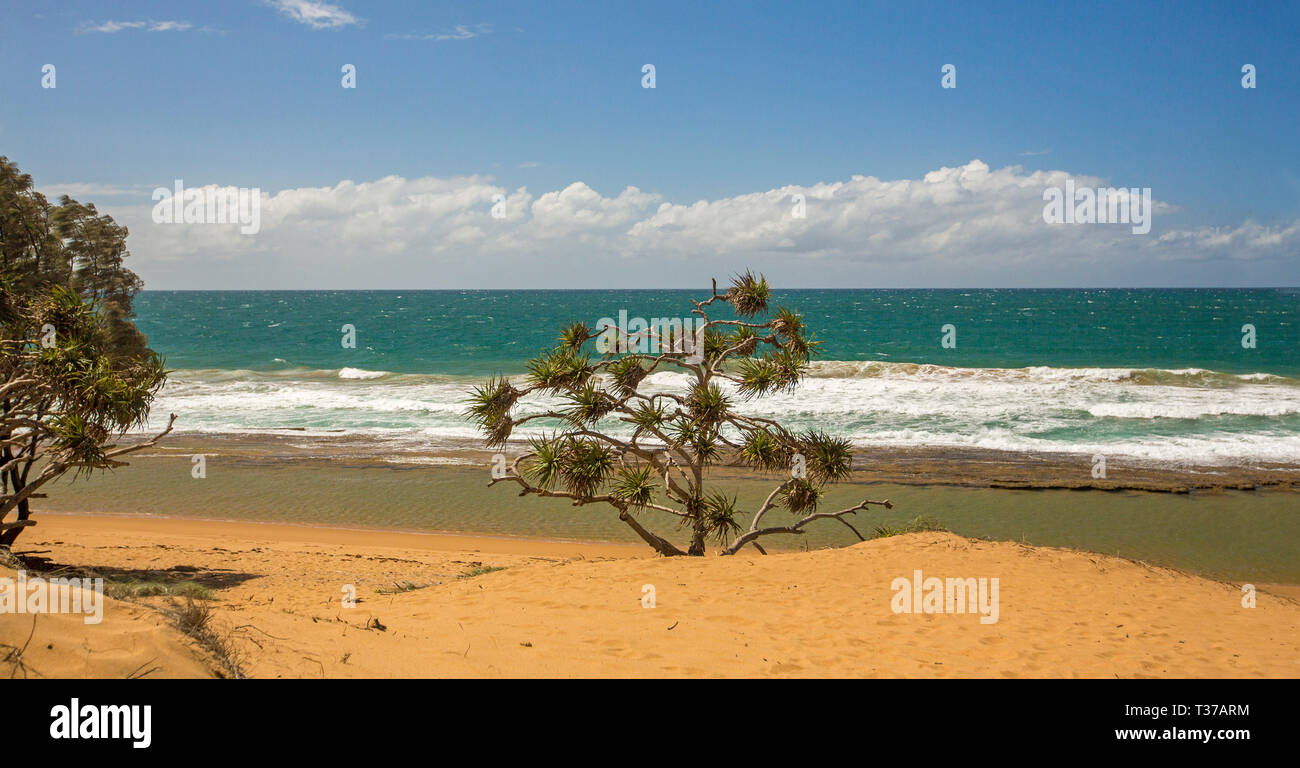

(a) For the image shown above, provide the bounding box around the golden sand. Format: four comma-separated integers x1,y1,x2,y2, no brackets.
3,513,1297,678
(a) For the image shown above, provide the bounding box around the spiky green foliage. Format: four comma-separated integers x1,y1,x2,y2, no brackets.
725,271,770,318
796,430,854,483
684,382,730,427
779,478,823,515
627,399,670,436
668,418,721,464
736,351,804,398
558,438,617,498
563,380,615,426
769,306,799,338
768,306,822,363
611,465,656,507
524,435,564,489
738,428,792,472
558,321,592,351
464,376,520,447
527,347,593,392
702,493,743,544
725,326,759,357
606,355,648,397
701,327,731,364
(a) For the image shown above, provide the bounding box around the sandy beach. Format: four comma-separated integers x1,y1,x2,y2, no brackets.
5,513,1297,679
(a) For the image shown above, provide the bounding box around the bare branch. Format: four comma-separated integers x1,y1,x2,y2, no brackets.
721,497,893,556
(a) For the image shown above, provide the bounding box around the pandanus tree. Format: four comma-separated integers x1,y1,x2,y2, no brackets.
0,156,172,548
466,273,892,556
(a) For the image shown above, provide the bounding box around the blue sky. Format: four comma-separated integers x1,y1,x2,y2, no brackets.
2,0,1297,288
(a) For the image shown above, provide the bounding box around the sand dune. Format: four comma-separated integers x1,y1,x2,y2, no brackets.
0,565,213,679
5,514,1298,678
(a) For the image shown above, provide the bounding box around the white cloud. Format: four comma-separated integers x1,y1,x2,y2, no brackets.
80,20,197,33
265,0,360,30
386,24,492,41
38,183,146,198
1155,220,1300,261
435,24,489,40
99,160,1300,288
80,20,146,33
148,21,193,32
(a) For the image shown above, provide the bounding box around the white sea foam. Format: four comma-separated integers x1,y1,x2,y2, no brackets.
138,362,1300,467
338,367,387,380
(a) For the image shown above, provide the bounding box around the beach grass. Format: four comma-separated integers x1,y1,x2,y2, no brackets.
106,579,216,601
871,515,947,539
458,565,507,578
164,597,244,679
376,579,434,594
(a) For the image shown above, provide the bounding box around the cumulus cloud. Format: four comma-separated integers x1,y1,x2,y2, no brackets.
1155,220,1300,261
264,0,360,30
100,160,1299,288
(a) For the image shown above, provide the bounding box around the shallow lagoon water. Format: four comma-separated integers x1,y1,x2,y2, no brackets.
43,458,1300,583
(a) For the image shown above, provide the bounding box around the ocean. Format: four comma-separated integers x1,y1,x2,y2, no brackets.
133,288,1300,467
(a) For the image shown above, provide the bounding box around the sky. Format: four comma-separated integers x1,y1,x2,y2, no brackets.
1,0,1298,289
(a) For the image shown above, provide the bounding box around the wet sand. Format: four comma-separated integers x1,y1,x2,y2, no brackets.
119,431,1300,492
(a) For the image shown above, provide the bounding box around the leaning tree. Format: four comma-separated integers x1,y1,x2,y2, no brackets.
0,156,173,548
466,273,892,556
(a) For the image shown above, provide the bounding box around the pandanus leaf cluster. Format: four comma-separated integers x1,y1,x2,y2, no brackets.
465,272,893,556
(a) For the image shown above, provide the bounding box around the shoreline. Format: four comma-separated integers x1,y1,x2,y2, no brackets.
119,431,1300,493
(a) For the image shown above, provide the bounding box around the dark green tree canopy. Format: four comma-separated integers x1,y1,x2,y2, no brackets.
0,156,170,547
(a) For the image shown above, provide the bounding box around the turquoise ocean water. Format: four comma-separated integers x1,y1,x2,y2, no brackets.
132,289,1300,466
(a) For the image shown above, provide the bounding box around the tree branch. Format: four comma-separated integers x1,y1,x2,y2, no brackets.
721,497,892,556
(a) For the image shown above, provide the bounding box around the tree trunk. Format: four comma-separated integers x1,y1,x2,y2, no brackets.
0,469,28,548
687,519,707,556
618,510,686,557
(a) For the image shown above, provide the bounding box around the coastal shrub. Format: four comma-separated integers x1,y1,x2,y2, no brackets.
0,156,171,548
466,273,894,556
458,565,507,578
106,580,216,601
376,579,433,594
872,515,947,539
165,597,245,679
